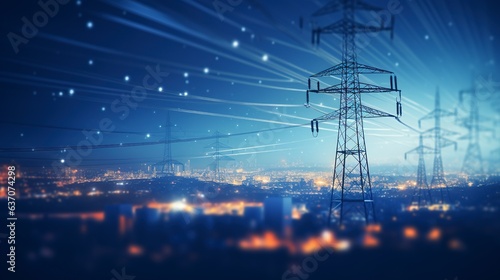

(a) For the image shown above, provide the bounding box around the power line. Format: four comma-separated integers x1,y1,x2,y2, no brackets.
0,121,160,135
0,122,309,153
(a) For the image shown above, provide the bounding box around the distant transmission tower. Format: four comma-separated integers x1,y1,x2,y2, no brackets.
306,0,402,225
418,88,457,204
405,134,433,207
458,76,499,177
458,87,485,176
156,111,183,175
206,131,234,183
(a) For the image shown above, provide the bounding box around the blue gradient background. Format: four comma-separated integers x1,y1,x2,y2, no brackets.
0,0,499,174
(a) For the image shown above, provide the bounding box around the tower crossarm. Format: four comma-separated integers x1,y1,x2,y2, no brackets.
314,109,341,121
317,19,391,35
404,146,434,159
421,127,459,138
311,63,394,77
361,105,395,118
458,124,495,138
313,105,394,123
418,109,455,127
459,86,500,100
309,82,397,94
439,137,457,150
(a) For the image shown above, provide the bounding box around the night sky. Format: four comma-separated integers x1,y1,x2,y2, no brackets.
1,0,499,172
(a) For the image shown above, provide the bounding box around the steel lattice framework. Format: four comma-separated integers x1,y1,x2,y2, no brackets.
156,111,184,175
458,77,499,177
306,0,402,225
405,134,434,207
419,89,457,204
206,131,234,183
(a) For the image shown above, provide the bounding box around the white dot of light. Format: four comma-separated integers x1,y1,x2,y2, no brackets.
241,26,246,32
184,72,189,78
60,159,65,163
184,91,188,96
232,40,239,48
262,54,268,61
88,59,93,65
69,89,74,95
101,107,106,111
59,91,63,96
203,67,209,74
424,34,429,40
158,86,163,92
124,75,130,81
86,21,93,29
146,133,150,138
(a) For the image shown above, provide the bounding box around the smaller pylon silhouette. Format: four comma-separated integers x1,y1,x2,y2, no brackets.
405,134,434,207
458,76,499,177
156,111,183,175
419,88,457,204
206,131,234,183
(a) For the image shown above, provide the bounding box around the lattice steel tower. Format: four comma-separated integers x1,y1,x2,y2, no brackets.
157,111,183,175
459,86,484,176
419,88,457,204
306,0,402,225
206,131,234,183
458,76,499,177
405,134,433,207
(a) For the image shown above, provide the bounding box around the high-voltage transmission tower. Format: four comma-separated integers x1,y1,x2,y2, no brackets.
404,134,434,207
418,88,457,204
206,131,234,183
458,76,499,177
305,0,402,225
458,86,486,176
156,111,183,176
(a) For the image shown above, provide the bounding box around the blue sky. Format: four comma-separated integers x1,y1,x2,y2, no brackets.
0,0,499,173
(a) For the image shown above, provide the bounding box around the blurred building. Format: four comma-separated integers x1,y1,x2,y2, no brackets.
264,197,292,237
135,206,160,225
104,204,133,236
244,206,264,230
